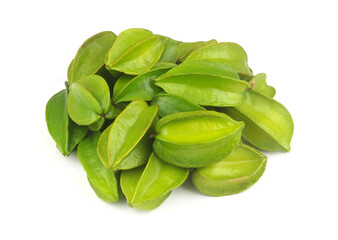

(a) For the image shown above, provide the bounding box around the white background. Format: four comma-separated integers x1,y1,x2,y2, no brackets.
1,0,337,239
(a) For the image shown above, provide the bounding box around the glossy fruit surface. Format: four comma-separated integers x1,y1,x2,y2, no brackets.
155,60,249,107
46,89,87,156
192,143,267,196
78,132,119,202
221,90,294,151
105,28,163,75
121,153,188,210
154,111,244,167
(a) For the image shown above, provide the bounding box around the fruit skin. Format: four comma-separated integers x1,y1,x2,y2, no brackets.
153,111,244,168
78,132,119,202
67,75,111,126
113,66,173,104
184,42,253,77
97,100,158,171
221,90,294,152
177,39,217,63
156,35,180,63
250,73,276,98
105,28,164,75
151,93,205,117
68,31,117,84
120,153,189,210
155,60,249,107
192,144,267,196
45,89,88,156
